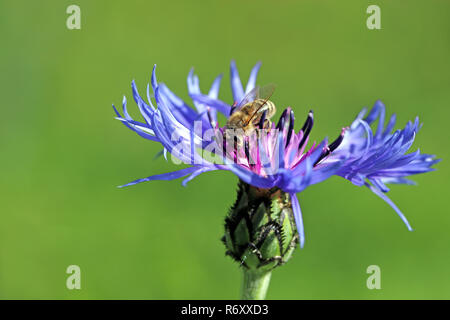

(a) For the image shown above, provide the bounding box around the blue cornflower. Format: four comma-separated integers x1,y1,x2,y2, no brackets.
113,61,439,248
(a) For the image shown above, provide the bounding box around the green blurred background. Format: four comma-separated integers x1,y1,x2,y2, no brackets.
0,0,448,299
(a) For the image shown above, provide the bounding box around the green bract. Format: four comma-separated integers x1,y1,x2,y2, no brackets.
223,181,298,272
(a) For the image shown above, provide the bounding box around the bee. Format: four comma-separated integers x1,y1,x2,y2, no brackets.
225,84,277,146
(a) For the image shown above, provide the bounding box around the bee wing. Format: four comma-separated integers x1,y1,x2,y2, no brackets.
235,83,276,110
257,83,276,102
235,85,260,109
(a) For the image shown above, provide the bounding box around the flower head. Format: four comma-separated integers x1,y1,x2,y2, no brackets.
113,61,439,248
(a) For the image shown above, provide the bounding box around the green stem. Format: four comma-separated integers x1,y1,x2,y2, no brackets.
241,269,272,300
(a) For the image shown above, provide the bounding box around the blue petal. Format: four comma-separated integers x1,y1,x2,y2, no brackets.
151,64,158,91
187,68,206,113
230,60,244,103
182,167,215,186
309,156,345,185
299,157,313,191
119,167,200,188
227,163,276,189
208,73,223,99
131,80,153,125
383,113,397,139
354,120,373,163
189,94,231,116
146,83,156,111
113,104,158,141
245,61,262,94
290,193,305,248
366,182,413,231
159,83,198,127
374,100,386,140
380,177,417,185
364,101,382,124
369,178,390,192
